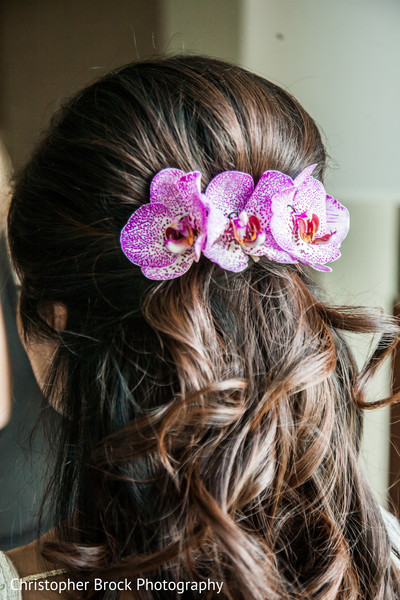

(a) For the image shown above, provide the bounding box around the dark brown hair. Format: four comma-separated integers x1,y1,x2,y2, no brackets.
7,54,400,599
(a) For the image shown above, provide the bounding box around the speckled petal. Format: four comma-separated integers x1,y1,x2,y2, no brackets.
262,245,299,264
194,231,207,260
177,172,208,243
150,169,207,259
177,171,202,200
150,168,191,220
310,263,333,272
293,164,317,187
293,177,328,232
205,206,229,250
120,203,175,268
244,230,297,263
142,250,195,280
326,195,350,244
203,233,249,272
295,243,341,266
150,168,184,204
243,171,295,263
270,187,299,255
205,171,254,216
245,170,294,222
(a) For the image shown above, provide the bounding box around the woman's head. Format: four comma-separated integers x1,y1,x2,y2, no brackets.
7,55,400,599
8,54,326,332
9,54,328,410
8,54,330,420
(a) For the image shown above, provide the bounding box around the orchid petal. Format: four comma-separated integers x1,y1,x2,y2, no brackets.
325,195,350,244
203,233,249,272
293,164,317,187
150,168,195,222
295,243,341,265
205,205,229,250
292,177,327,229
194,231,207,261
177,171,202,199
142,249,195,280
310,263,333,272
120,203,175,268
205,171,254,216
270,187,300,255
150,168,184,206
176,172,208,239
245,230,298,263
244,171,295,239
246,170,294,212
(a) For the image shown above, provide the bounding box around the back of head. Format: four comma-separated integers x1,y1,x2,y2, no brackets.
7,55,400,599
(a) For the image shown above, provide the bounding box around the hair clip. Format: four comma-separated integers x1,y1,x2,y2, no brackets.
120,165,350,280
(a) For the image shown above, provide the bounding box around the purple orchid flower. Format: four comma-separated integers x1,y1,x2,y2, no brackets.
120,168,207,280
203,165,349,272
268,165,349,271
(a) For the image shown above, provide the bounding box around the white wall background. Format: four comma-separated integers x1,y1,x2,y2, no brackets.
162,0,400,506
162,0,240,61
240,0,400,204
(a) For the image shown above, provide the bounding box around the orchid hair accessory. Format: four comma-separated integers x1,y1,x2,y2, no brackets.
120,165,350,280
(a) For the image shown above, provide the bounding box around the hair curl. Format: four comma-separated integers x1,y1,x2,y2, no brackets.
7,55,400,599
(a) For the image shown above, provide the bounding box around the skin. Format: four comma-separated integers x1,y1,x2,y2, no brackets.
16,303,67,411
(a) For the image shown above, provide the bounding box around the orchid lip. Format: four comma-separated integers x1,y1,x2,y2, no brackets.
246,231,266,250
229,212,265,249
165,217,196,254
293,211,335,245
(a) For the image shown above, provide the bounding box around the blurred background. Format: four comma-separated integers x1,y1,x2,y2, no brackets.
0,0,399,546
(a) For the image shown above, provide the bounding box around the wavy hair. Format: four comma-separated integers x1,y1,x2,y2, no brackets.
7,55,400,599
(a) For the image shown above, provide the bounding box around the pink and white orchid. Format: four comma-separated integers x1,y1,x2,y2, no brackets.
203,170,298,272
268,165,349,271
120,168,207,280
